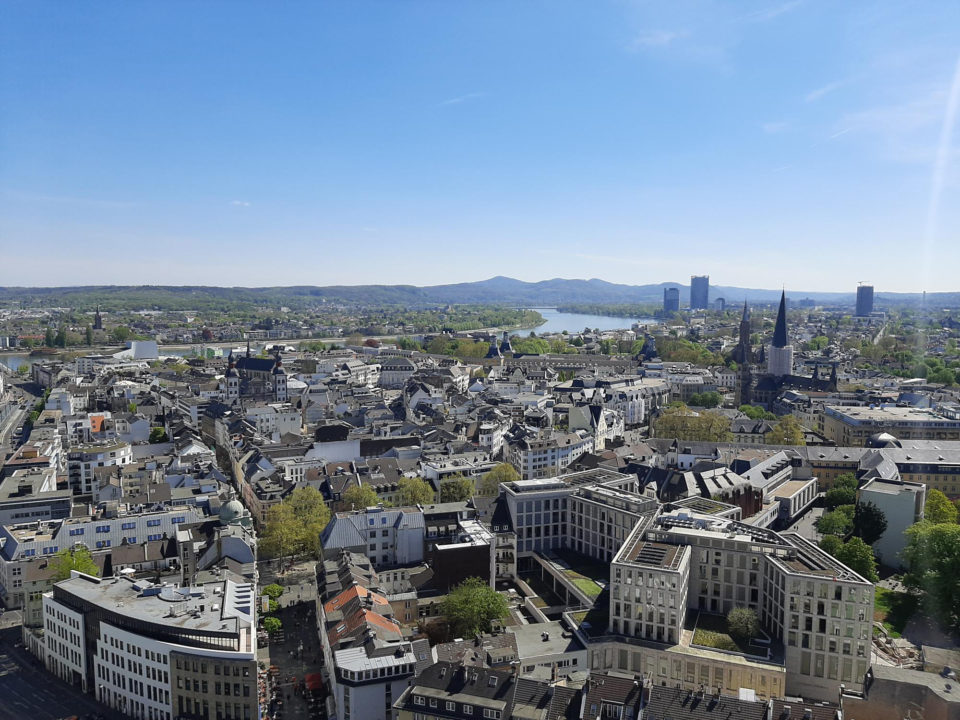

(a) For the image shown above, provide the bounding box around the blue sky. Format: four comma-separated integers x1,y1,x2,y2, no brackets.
2,1,960,292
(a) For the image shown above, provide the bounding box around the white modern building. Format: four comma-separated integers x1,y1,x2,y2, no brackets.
40,573,258,720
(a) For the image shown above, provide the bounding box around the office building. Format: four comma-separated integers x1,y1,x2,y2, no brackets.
663,287,680,313
690,275,710,310
855,284,874,317
41,573,258,720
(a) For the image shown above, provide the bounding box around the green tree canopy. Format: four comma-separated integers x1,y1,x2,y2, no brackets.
263,616,282,633
765,415,806,446
52,544,100,581
260,503,301,563
727,607,760,640
287,486,332,558
689,391,722,408
819,534,843,557
149,427,168,443
903,522,960,631
398,477,436,506
739,405,777,421
651,405,733,442
925,489,958,525
342,484,381,510
816,508,853,536
853,501,888,545
439,476,475,503
262,584,285,600
479,463,520,496
440,577,509,639
835,537,878,582
825,478,857,509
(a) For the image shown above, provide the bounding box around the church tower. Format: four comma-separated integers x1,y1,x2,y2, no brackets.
767,290,794,377
93,304,103,331
272,351,288,402
224,351,240,404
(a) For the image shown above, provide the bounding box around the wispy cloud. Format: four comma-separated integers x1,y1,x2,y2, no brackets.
438,92,485,107
805,80,845,103
230,200,251,207
761,121,790,134
827,127,854,140
628,30,687,51
1,189,134,209
740,0,803,23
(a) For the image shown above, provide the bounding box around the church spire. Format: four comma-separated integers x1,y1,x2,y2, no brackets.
773,290,788,348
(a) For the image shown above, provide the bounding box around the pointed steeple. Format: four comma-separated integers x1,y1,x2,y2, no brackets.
741,299,749,322
773,291,788,348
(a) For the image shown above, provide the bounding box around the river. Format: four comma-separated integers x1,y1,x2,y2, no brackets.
0,309,656,371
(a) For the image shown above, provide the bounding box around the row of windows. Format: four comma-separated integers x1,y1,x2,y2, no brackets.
412,696,501,718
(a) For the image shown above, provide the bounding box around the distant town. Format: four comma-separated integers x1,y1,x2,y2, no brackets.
2,276,960,720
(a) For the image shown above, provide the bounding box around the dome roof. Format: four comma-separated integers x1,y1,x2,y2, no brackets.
868,432,902,448
220,499,246,525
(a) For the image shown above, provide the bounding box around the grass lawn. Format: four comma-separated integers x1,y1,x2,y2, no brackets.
571,607,609,636
691,613,756,655
874,587,919,639
571,577,603,599
553,549,609,583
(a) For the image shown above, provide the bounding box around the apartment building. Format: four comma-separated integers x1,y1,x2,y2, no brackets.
67,440,132,495
507,430,594,481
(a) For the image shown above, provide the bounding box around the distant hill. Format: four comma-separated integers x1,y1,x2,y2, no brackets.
0,278,956,310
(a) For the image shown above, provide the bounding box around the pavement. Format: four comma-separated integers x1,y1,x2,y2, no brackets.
0,626,126,720
257,564,327,720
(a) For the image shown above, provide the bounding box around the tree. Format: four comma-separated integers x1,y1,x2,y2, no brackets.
262,584,285,600
54,327,67,348
149,427,168,443
651,405,733,442
342,484,380,510
925,489,958,525
52,545,100,581
128,402,138,414
440,577,509,638
398,477,436,506
765,415,806,446
903,522,960,631
816,508,853,536
835,537,878,582
689,391,722,408
111,326,132,343
260,502,301,565
739,405,775,421
853,501,888,545
44,327,55,347
479,463,520,496
287,486,332,558
263,616,282,634
727,607,760,640
440,476,475,503
16,364,29,376
819,534,843,557
825,474,858,508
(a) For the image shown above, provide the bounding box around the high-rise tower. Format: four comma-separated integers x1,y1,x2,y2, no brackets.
690,275,709,309
855,284,874,317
